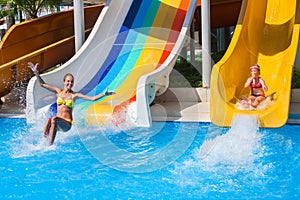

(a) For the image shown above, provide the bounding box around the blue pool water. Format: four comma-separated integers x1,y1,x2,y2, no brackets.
0,116,299,199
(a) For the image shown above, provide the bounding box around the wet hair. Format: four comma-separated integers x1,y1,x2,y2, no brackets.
63,73,74,81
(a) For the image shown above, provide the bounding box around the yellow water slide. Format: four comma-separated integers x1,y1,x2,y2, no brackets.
210,0,300,127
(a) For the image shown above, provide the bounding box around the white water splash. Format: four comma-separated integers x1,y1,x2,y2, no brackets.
9,128,54,158
9,126,80,158
198,114,262,167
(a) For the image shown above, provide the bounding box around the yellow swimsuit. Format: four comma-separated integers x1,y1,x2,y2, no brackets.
57,92,74,108
56,91,75,124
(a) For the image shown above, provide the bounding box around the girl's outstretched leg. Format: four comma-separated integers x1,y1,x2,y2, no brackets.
43,118,52,138
49,117,58,145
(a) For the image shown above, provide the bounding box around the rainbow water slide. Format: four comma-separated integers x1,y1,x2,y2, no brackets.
26,0,197,127
210,0,300,127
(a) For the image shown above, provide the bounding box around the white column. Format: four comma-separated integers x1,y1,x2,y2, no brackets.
74,0,85,52
190,21,195,64
201,0,211,88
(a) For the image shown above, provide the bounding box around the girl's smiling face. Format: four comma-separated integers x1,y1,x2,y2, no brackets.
64,75,74,90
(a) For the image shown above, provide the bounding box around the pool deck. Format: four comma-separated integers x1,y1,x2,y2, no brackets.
150,88,300,125
1,87,300,125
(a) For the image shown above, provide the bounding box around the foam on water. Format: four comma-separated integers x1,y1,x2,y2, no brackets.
9,125,80,158
165,115,265,192
198,114,262,167
9,126,51,158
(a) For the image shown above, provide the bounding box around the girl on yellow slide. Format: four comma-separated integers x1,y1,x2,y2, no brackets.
244,64,268,108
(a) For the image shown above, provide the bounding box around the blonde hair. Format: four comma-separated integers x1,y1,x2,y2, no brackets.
63,73,74,81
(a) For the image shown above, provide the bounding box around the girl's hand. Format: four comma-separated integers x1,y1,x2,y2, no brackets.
247,77,253,83
105,88,116,96
28,62,39,74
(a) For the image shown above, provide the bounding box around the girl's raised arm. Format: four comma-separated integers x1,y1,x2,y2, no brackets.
28,62,61,94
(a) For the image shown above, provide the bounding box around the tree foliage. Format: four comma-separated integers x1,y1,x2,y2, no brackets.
0,0,17,19
0,0,61,33
14,0,62,19
0,0,62,20
0,0,18,29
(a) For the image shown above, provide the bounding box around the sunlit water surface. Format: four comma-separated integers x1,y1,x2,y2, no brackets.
0,116,299,199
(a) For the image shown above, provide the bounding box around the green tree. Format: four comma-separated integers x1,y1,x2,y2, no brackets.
0,1,14,18
0,0,61,32
0,0,61,38
0,0,18,30
14,0,62,19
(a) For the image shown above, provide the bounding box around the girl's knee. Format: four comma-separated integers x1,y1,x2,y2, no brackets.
51,117,58,124
252,101,259,107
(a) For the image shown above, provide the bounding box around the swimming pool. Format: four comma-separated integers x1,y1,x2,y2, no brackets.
0,116,299,199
